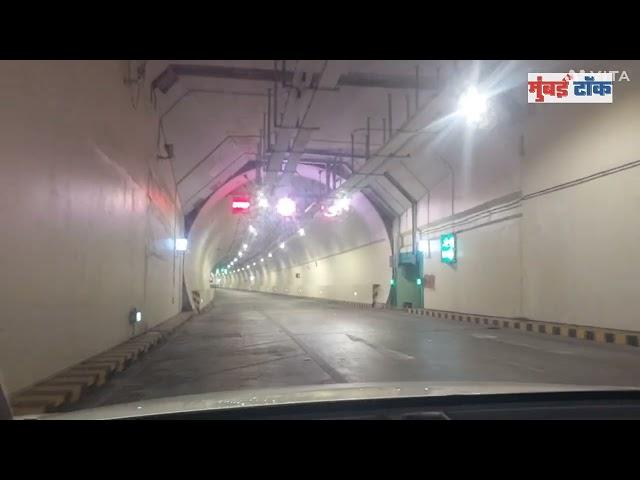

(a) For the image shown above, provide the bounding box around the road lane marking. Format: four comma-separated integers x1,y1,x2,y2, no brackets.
345,334,415,361
260,312,348,384
472,333,577,355
472,334,499,340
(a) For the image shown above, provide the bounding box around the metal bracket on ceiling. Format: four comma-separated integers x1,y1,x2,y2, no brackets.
274,125,321,131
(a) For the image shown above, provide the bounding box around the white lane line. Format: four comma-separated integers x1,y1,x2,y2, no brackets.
345,334,415,360
504,361,545,373
472,333,576,355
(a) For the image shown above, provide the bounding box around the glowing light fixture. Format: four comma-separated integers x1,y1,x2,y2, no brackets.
458,86,488,125
279,242,285,249
324,195,351,217
276,197,296,217
175,238,188,251
298,228,305,237
248,225,257,235
243,243,248,250
129,308,142,324
268,252,273,258
238,251,243,257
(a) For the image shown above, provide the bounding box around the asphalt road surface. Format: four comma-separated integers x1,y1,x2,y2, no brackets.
69,289,640,410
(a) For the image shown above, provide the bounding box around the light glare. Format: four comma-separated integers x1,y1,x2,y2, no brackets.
175,238,188,251
458,86,488,124
276,197,296,217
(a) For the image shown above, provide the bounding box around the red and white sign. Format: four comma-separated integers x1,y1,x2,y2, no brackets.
232,196,251,214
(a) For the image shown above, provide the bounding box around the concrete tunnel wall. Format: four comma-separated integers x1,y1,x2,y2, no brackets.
0,61,184,394
185,171,393,307
398,61,640,332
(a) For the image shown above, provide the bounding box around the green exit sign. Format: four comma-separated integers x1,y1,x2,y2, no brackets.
440,233,457,264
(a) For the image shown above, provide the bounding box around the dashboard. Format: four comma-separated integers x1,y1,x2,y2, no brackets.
131,390,640,420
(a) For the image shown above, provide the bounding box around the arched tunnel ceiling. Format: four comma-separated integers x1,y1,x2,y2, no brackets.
145,59,575,241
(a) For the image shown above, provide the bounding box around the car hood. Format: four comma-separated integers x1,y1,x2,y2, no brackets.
22,381,640,420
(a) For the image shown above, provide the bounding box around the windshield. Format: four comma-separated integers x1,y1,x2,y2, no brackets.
2,60,640,418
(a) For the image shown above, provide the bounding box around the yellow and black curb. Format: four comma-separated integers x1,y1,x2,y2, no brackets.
406,307,640,348
10,311,195,416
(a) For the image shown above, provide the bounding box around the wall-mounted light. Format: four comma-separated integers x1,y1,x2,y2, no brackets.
175,238,188,251
129,308,142,325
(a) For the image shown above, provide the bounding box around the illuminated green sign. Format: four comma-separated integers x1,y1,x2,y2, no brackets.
390,278,395,286
440,233,456,264
416,277,422,286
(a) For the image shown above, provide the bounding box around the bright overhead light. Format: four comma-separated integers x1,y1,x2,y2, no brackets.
298,228,305,237
243,243,248,250
238,251,243,257
268,252,272,258
279,242,285,249
458,86,488,125
253,262,256,266
260,258,264,262
276,197,296,217
250,275,255,281
324,195,351,217
248,225,257,235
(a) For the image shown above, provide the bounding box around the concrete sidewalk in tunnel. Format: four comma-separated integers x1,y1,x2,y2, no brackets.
66,289,640,410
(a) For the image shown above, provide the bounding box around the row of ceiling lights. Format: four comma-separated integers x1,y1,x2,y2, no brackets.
217,87,487,277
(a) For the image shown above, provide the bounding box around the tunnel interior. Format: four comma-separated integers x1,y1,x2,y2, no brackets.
2,60,640,401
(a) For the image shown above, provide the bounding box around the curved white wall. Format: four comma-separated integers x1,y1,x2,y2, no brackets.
0,61,183,393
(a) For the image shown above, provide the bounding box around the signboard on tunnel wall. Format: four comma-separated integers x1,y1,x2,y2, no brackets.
231,196,251,214
440,233,456,264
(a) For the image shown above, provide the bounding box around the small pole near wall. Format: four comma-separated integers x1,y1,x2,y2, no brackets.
366,117,371,162
262,113,267,155
415,65,420,110
387,93,393,139
383,118,387,144
405,94,411,122
351,133,355,172
267,88,271,152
